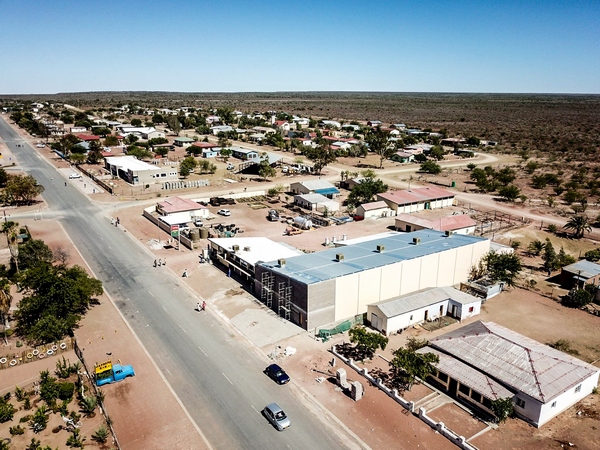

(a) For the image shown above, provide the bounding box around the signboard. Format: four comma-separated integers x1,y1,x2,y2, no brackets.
171,224,179,237
95,360,112,374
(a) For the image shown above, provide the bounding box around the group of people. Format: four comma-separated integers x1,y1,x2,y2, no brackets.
196,301,206,312
111,217,120,227
154,258,166,267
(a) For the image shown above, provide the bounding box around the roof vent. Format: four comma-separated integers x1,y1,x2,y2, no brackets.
445,230,453,237
336,253,345,262
244,246,251,252
413,237,421,245
377,245,385,253
278,258,286,267
232,245,239,252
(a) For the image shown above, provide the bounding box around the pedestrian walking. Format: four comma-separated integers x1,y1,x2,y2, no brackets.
158,259,162,267
153,259,157,267
196,302,201,312
201,301,206,311
111,218,115,226
117,217,120,225
163,257,166,266
182,269,189,277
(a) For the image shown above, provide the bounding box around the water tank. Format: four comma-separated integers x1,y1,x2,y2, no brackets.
294,216,313,230
189,228,201,242
199,227,209,239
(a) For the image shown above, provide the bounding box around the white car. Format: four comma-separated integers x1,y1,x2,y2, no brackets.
69,173,82,179
218,209,231,216
36,143,45,148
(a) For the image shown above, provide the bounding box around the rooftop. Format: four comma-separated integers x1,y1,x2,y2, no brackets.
105,155,160,172
395,213,476,232
209,237,302,268
259,230,488,285
378,186,456,206
157,197,206,214
561,260,600,279
429,321,599,403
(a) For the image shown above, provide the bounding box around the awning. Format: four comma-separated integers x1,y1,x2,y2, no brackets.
315,187,340,196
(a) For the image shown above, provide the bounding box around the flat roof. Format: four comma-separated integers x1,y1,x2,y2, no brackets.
158,197,206,214
430,321,600,403
105,155,160,172
259,230,488,285
295,193,335,204
292,179,337,191
209,237,302,267
372,287,480,318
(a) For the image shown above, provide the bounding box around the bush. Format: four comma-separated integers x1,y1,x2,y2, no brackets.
58,382,75,401
92,425,109,443
0,396,17,423
584,249,600,262
547,224,558,233
562,289,592,308
9,424,25,435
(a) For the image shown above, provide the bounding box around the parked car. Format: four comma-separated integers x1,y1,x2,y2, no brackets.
227,163,235,171
263,403,290,431
69,173,82,179
267,209,279,222
36,143,45,148
218,209,231,216
194,218,204,227
264,364,290,385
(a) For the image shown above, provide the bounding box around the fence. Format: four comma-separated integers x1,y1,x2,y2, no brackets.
76,165,114,194
0,337,75,370
317,314,364,341
73,339,121,449
330,345,479,450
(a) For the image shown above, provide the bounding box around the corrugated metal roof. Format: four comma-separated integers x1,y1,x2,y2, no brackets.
430,321,599,403
378,186,455,206
562,260,600,279
395,213,476,232
259,230,488,284
294,179,337,191
417,347,514,400
372,287,480,318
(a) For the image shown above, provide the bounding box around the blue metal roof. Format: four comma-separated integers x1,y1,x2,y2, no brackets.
259,230,488,284
314,187,340,195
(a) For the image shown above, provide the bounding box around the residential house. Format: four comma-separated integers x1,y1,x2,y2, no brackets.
105,155,178,185
210,125,234,135
290,180,340,198
173,137,194,147
560,260,600,290
394,213,476,235
355,201,395,219
377,186,455,214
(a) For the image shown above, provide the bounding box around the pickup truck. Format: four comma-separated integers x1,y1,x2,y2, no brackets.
94,360,135,387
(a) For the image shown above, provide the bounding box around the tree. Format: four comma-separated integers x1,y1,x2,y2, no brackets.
179,156,197,178
0,278,12,330
257,156,276,181
419,161,442,175
429,145,445,161
103,135,118,147
562,289,592,308
348,325,388,360
124,134,139,145
14,262,103,345
482,251,522,286
303,142,337,175
491,397,514,423
126,146,152,160
542,238,558,274
130,118,142,127
0,168,8,188
366,128,394,168
563,215,591,239
152,114,164,124
498,184,521,202
390,347,439,391
166,115,181,136
526,239,544,256
18,239,54,271
346,177,388,207
220,147,232,162
4,174,45,205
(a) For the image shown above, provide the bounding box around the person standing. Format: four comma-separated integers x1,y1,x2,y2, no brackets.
196,302,201,312
201,301,206,311
158,259,162,267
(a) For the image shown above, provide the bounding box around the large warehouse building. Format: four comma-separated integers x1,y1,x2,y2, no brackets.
254,230,490,330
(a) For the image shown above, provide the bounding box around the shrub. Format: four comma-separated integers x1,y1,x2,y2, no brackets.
15,385,25,402
9,424,25,435
547,224,557,234
79,395,97,416
58,382,75,401
0,396,17,423
29,405,49,432
66,429,86,448
92,425,110,443
562,289,592,308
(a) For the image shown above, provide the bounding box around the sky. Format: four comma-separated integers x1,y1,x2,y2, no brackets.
1,0,599,94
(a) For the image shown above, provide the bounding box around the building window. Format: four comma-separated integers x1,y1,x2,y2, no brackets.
438,372,448,383
459,384,470,395
469,306,474,313
516,398,525,408
471,391,482,403
575,384,582,393
409,315,413,321
551,401,557,408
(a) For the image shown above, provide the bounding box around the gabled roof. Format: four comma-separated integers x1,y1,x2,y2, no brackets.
292,179,337,191
359,201,389,211
373,287,480,318
395,213,476,232
76,134,100,141
378,186,455,206
429,321,599,403
157,197,206,214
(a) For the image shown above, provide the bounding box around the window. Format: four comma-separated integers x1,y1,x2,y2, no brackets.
459,384,470,395
516,398,525,408
471,391,482,403
469,306,474,313
438,372,448,383
575,384,582,393
409,315,413,321
551,401,557,408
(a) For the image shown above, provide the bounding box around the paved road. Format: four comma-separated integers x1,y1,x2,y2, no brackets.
0,118,361,449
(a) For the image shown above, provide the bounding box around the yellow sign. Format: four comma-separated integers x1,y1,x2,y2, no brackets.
95,360,112,374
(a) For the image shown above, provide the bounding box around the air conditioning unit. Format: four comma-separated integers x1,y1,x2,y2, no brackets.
377,245,385,253
413,237,421,245
336,253,345,262
232,245,239,252
244,246,251,252
278,258,286,267
445,230,453,237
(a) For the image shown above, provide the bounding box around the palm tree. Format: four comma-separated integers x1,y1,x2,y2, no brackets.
2,221,19,272
0,278,12,332
564,215,592,239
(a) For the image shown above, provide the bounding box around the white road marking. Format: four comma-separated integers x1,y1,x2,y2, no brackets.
198,347,207,357
222,373,233,385
251,405,259,414
179,324,187,334
162,306,167,311
148,291,154,297
165,368,172,376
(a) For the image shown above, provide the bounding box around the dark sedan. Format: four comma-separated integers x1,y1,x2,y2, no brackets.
264,363,290,385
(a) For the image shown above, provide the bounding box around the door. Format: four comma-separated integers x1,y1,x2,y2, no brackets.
425,202,431,210
406,225,412,232
439,305,444,318
371,313,381,331
451,304,458,318
424,310,429,322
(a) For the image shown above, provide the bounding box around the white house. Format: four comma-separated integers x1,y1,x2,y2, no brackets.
355,201,395,219
367,287,481,335
394,213,476,235
418,321,600,427
294,194,339,213
290,180,340,198
377,186,455,214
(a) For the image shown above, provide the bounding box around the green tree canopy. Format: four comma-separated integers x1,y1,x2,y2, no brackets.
258,156,276,181
563,215,591,239
419,161,442,175
3,174,45,205
482,251,522,286
390,347,439,391
179,156,197,178
346,176,388,208
18,239,54,271
348,326,389,360
302,142,337,175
